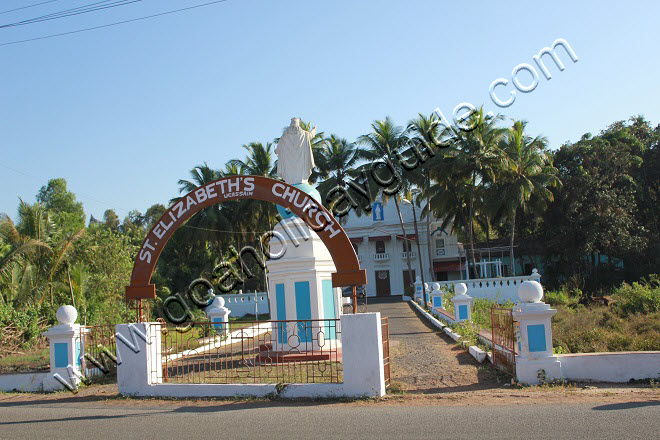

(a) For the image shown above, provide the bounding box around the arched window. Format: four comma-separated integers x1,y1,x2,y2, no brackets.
375,240,385,254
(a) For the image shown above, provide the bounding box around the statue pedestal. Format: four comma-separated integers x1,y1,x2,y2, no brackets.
266,218,342,352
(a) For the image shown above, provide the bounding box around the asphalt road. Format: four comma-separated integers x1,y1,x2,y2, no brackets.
1,400,658,439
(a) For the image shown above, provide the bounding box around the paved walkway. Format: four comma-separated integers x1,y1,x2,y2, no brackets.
368,296,504,393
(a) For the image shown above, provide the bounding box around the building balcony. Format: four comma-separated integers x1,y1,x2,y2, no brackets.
401,251,416,259
373,252,390,261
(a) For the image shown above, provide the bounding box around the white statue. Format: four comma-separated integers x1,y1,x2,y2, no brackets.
275,117,316,185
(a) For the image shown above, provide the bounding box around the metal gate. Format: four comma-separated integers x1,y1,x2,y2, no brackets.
381,317,391,388
490,307,516,375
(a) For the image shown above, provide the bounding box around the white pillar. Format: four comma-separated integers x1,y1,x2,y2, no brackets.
452,283,472,322
116,322,162,395
340,312,386,397
429,283,444,309
512,281,562,384
413,276,423,303
206,296,231,335
42,305,89,391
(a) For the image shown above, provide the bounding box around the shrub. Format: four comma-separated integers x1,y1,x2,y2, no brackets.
545,290,570,306
0,303,48,356
552,304,660,353
612,275,659,317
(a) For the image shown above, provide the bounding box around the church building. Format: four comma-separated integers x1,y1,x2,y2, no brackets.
341,199,467,297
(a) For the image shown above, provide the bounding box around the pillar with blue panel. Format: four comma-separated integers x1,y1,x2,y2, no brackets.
266,184,342,352
452,283,472,323
429,283,444,310
413,276,424,304
206,296,230,335
511,280,562,384
42,305,89,391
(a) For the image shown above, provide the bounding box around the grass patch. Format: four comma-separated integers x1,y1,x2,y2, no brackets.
552,306,660,352
0,346,49,373
550,276,660,353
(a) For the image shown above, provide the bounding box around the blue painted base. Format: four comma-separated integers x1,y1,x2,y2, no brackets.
276,183,322,219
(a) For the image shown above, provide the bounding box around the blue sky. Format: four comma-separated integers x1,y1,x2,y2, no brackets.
1,0,659,221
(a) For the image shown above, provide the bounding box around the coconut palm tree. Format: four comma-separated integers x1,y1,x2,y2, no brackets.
229,142,277,178
437,108,507,277
358,117,417,280
407,113,447,280
0,214,51,304
314,135,368,202
177,162,221,195
495,120,560,275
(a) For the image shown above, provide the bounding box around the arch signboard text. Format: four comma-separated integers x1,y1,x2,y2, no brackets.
126,176,367,299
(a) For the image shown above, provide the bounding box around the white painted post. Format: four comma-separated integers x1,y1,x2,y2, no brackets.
340,312,386,397
206,296,231,335
116,322,162,395
42,305,89,391
531,268,541,283
512,281,562,385
429,283,444,310
413,276,423,303
452,283,472,323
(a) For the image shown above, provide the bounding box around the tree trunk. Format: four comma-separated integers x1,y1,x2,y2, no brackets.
67,264,75,308
509,209,516,277
467,172,479,278
425,174,434,282
394,197,414,277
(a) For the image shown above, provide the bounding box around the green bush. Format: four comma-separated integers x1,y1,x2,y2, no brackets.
612,275,659,317
0,303,48,355
545,290,570,306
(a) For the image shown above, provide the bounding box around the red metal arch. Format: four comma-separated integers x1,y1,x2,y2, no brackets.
125,176,367,299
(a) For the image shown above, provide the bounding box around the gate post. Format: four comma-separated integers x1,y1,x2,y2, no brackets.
512,281,562,385
42,305,89,391
340,312,386,397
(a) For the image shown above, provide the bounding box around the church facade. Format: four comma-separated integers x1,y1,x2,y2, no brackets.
341,199,467,297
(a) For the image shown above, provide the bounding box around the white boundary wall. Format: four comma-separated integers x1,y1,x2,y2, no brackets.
0,372,48,392
436,272,541,302
557,352,660,383
213,292,269,317
116,313,385,398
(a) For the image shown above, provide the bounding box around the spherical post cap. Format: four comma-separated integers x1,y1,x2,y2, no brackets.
455,283,467,296
210,296,225,308
519,280,544,303
432,283,441,290
56,305,78,325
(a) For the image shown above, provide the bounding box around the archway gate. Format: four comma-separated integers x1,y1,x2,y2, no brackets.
125,175,367,319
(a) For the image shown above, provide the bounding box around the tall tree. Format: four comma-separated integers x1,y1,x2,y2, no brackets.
359,117,416,279
407,113,446,280
495,120,560,276
440,108,506,277
36,178,85,233
314,135,367,202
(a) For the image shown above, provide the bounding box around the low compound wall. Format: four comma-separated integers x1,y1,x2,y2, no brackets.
213,292,270,317
0,372,48,392
435,272,541,302
557,351,660,383
116,313,385,398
